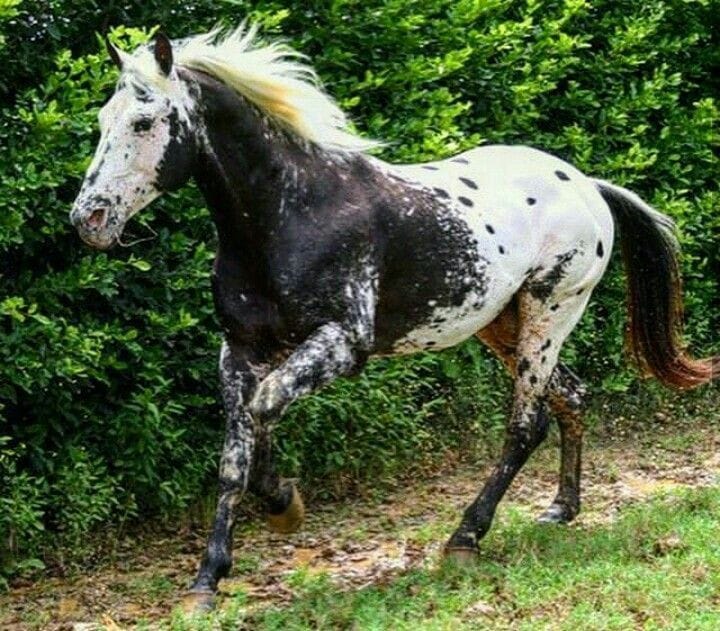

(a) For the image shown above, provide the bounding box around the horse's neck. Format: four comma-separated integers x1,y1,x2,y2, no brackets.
189,71,333,265
192,76,278,252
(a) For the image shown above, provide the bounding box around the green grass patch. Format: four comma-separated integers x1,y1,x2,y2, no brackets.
173,486,720,630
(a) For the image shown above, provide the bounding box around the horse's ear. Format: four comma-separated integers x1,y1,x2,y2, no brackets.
154,32,173,76
106,36,123,70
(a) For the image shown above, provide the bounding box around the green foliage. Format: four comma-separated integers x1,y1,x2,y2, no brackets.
0,438,46,583
279,348,510,499
0,0,716,580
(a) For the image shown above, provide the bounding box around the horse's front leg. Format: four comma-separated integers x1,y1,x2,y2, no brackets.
249,427,305,534
184,341,267,611
246,320,368,529
248,321,366,422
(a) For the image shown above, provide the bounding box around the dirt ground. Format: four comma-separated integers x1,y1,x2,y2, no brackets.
2,421,718,630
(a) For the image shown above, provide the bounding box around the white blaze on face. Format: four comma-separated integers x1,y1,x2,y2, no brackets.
71,72,196,249
96,88,167,200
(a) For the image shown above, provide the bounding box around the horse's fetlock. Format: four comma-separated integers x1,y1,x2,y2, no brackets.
206,547,233,581
446,528,479,551
191,570,220,595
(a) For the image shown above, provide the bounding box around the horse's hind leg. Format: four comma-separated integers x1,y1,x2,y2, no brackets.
446,287,591,558
476,301,588,525
538,365,586,523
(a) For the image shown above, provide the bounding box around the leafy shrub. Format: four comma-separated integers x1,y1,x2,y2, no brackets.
0,0,716,580
0,437,46,584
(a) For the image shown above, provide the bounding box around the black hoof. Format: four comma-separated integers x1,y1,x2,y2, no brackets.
537,502,577,524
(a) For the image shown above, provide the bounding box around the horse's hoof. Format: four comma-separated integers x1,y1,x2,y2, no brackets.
267,484,305,534
443,546,478,566
181,590,216,615
537,502,576,525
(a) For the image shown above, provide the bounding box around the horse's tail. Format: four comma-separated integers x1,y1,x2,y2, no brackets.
594,179,718,389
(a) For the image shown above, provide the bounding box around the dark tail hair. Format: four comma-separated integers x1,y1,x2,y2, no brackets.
595,179,718,389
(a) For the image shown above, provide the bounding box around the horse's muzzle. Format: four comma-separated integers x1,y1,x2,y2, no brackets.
70,203,119,250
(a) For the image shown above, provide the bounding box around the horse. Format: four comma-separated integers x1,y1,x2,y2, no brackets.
70,26,717,611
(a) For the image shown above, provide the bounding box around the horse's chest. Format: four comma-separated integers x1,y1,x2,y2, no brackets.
211,266,285,348
212,260,343,349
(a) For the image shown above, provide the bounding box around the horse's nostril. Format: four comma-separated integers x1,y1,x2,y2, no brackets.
87,208,108,230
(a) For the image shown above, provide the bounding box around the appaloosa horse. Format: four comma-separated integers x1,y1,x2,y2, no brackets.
70,26,717,610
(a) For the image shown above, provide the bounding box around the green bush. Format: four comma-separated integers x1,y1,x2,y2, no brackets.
1,0,716,580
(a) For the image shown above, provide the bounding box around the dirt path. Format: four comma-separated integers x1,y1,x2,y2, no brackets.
2,424,718,630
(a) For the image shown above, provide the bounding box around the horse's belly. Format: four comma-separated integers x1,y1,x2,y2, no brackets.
374,264,519,356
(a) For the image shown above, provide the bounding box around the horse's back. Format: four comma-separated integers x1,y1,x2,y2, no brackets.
372,145,614,355
397,144,613,249
395,143,614,288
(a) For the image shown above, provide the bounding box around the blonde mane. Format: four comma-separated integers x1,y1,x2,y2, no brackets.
122,24,381,153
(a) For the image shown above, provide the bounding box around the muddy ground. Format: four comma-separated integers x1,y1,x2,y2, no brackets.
2,418,718,630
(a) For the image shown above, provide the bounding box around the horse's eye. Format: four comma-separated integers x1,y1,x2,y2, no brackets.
133,118,153,133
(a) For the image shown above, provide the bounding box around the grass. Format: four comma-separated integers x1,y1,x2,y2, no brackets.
166,486,720,630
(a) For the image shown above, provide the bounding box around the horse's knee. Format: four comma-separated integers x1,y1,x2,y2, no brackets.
248,373,289,422
218,433,254,491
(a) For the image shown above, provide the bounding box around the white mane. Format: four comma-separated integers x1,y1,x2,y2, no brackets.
122,24,382,153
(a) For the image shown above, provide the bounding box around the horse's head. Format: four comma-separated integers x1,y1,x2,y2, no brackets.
71,34,197,249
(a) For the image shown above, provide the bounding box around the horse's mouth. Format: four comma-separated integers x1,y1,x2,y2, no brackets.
71,204,124,250
75,216,122,250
